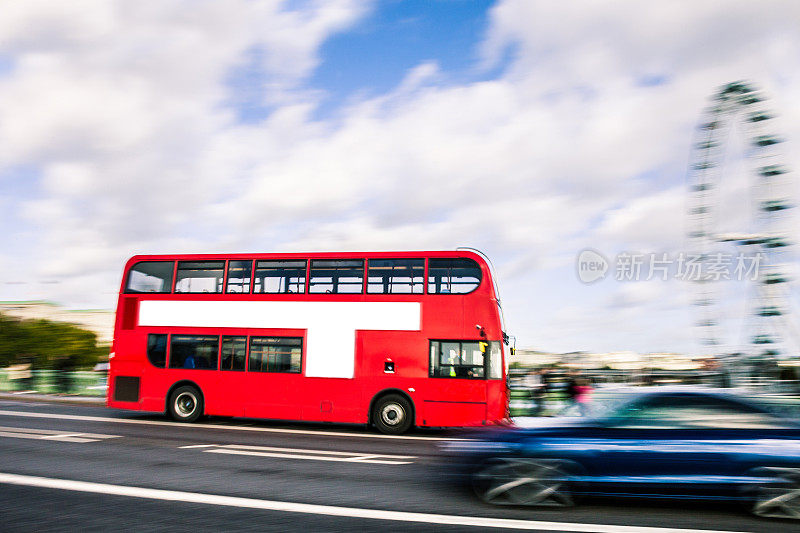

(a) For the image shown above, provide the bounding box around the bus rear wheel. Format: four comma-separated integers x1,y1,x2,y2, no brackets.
168,385,203,423
373,394,413,435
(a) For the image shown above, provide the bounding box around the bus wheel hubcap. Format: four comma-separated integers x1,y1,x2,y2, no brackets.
175,393,197,416
381,403,404,426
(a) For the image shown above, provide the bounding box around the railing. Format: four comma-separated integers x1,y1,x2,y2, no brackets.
0,370,107,397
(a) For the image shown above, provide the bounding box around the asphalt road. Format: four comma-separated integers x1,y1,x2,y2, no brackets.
0,399,795,532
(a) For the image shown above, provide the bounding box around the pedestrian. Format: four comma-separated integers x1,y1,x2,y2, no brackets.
574,378,594,416
565,372,579,404
523,369,545,415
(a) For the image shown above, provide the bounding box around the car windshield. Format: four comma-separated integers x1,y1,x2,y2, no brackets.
554,388,799,428
589,391,795,429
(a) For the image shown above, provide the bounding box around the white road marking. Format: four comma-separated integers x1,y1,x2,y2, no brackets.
40,433,85,440
0,409,461,441
0,425,120,443
206,449,414,465
178,444,216,449
345,454,380,462
0,473,748,533
192,444,415,465
211,444,415,458
0,430,98,443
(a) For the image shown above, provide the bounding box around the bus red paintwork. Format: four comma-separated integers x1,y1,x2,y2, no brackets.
106,250,508,430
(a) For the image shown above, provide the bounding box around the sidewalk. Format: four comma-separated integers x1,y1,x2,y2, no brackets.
0,391,105,406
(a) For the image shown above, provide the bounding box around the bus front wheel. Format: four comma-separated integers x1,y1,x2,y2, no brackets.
373,394,413,435
168,385,203,423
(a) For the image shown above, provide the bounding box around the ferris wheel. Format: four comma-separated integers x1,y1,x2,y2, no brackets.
687,81,798,376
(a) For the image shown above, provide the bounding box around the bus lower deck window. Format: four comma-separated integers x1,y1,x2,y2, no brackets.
169,335,219,370
221,336,247,371
249,337,302,373
147,334,167,368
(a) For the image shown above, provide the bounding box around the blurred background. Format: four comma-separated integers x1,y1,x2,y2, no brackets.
4,2,800,531
0,1,799,399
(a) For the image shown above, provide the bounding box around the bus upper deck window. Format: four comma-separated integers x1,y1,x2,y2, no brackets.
226,260,253,293
367,259,424,294
125,261,174,293
428,258,482,294
175,261,225,293
309,260,364,294
253,260,307,294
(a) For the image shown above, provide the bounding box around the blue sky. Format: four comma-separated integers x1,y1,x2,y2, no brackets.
0,0,799,355
308,0,495,113
228,0,496,122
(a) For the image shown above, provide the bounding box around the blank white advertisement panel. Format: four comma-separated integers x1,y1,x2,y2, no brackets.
138,300,422,379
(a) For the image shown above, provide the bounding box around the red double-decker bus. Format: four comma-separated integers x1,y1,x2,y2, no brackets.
107,249,509,434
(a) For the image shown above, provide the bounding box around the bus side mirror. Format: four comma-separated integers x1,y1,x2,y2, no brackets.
510,347,515,356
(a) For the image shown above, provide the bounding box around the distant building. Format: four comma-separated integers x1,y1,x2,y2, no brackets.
511,349,561,367
0,301,114,345
512,348,717,371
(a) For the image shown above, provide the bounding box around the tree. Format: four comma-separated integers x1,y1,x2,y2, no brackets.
0,313,106,369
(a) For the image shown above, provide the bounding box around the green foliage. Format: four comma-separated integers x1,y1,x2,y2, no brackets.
0,313,105,370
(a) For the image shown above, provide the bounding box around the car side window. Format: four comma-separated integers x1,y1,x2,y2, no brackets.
608,395,790,429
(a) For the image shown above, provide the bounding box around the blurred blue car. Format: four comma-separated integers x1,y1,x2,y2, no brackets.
441,389,800,519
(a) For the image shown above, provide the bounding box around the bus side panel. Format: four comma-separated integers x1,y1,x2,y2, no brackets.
141,371,172,413
297,378,364,423
422,400,487,427
357,331,429,425
207,371,247,417
357,331,428,382
246,372,305,420
420,378,487,426
107,360,145,410
486,379,509,422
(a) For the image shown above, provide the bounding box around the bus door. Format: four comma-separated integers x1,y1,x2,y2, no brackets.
215,335,248,416
244,335,303,420
424,340,489,426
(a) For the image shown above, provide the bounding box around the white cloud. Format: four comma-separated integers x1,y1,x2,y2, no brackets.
594,187,686,251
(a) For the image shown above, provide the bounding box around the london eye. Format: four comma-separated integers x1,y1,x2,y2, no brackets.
687,81,798,383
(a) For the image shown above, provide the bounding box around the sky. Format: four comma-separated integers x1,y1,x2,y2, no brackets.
1,0,799,355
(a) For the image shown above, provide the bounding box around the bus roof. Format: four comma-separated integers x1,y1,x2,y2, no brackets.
124,249,488,266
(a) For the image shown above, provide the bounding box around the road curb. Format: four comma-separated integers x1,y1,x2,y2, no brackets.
0,392,105,406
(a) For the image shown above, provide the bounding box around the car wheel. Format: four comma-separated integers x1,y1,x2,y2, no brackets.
472,458,576,507
748,467,800,519
168,385,203,423
372,394,413,435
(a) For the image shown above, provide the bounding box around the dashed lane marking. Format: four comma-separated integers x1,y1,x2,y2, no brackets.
0,473,749,533
0,409,461,441
0,425,120,443
180,443,415,464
